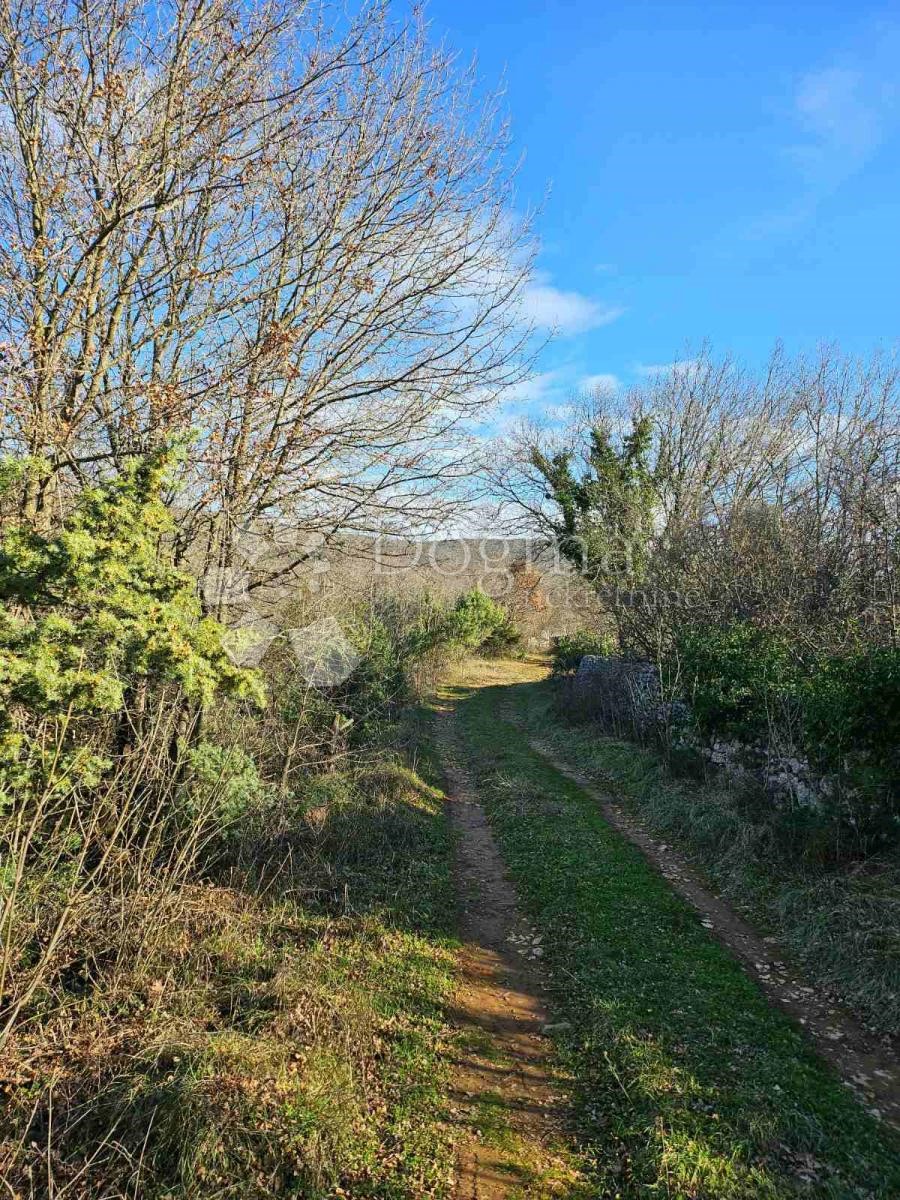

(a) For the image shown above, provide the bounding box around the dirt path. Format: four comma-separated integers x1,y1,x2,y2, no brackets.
516,723,900,1130
434,707,585,1199
432,659,900,1195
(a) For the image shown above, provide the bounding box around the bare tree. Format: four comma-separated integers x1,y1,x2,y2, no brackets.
0,0,533,574
491,346,900,652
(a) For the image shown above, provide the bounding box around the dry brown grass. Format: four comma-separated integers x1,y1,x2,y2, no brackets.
0,747,458,1199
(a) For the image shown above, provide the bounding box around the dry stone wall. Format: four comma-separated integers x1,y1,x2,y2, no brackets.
574,655,832,810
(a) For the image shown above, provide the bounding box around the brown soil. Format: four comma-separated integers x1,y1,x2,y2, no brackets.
434,707,585,1199
526,731,900,1131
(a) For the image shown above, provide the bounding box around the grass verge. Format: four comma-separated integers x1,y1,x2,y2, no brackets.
1,727,458,1199
517,674,900,1041
448,669,900,1199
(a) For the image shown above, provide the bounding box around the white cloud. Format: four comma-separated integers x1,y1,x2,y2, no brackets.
519,272,624,336
635,358,701,379
481,364,587,434
783,35,899,200
748,29,900,240
497,370,565,408
580,372,619,393
472,368,570,439
788,65,893,181
544,402,575,423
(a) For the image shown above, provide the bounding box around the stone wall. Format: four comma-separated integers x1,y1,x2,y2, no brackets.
573,655,671,738
701,736,830,809
574,654,831,810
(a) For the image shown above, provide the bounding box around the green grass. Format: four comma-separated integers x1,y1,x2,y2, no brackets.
448,675,900,1199
517,676,900,1040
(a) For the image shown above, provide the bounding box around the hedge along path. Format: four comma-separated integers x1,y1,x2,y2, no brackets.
443,657,900,1199
432,702,592,1199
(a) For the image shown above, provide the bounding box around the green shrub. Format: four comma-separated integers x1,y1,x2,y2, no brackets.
675,621,900,844
677,623,900,779
0,449,263,800
443,587,519,654
394,590,453,660
801,646,900,839
184,741,273,831
675,622,802,741
802,646,900,775
346,612,405,701
266,588,519,761
346,589,519,726
551,629,617,675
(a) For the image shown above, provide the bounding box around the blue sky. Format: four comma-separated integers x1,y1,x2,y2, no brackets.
424,0,900,420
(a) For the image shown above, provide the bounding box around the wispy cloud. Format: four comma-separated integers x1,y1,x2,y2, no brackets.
634,358,701,379
482,363,587,435
544,402,576,423
751,27,900,238
580,372,619,393
496,370,565,408
519,271,624,336
787,64,896,185
485,362,624,438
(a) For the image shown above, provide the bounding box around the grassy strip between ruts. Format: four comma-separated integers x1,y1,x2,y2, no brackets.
2,719,459,1199
447,673,900,1199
